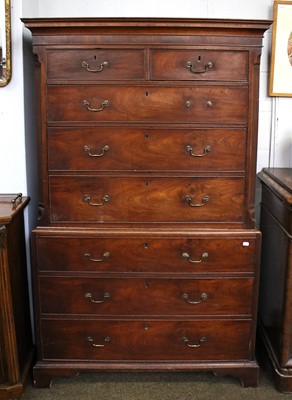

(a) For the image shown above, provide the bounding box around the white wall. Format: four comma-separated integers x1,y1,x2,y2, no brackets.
37,0,208,18
22,0,38,17
0,0,27,194
35,0,271,19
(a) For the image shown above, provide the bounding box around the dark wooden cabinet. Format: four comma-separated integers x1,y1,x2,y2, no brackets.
23,17,270,389
0,194,33,399
258,168,292,392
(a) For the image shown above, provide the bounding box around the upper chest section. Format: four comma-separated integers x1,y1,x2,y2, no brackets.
24,17,271,84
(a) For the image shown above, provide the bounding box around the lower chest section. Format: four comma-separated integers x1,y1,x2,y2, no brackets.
33,228,260,362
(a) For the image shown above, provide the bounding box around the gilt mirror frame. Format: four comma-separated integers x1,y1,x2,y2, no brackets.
269,0,292,96
0,0,11,87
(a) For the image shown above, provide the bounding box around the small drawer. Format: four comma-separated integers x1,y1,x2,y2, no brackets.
39,276,254,316
47,85,248,124
47,49,146,81
48,127,246,172
40,319,252,361
49,176,245,223
261,184,292,235
151,50,248,81
35,234,257,274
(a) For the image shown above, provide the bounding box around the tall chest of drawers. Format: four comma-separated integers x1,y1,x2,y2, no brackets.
23,18,270,388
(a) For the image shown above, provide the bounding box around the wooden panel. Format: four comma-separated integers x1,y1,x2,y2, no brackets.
0,196,33,398
47,49,146,81
258,168,292,392
151,50,248,81
35,235,256,273
48,127,246,172
260,183,292,235
40,319,252,361
49,176,245,223
39,276,253,316
258,205,288,359
47,86,248,124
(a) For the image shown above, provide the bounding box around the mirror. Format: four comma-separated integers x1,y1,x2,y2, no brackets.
0,0,11,86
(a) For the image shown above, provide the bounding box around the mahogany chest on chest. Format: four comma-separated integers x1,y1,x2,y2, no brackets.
23,17,270,388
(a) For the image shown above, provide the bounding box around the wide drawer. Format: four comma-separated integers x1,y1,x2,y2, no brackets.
40,319,252,361
47,86,248,124
150,50,248,81
35,236,257,274
39,276,253,316
49,176,245,223
47,49,146,81
48,127,246,172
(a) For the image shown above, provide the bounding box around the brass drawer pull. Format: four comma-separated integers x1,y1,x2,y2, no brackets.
185,145,211,157
83,194,110,206
87,336,111,347
182,292,208,304
81,60,108,72
84,145,110,157
84,251,110,262
186,60,213,73
85,292,111,304
83,99,109,112
184,195,209,207
10,193,23,206
182,252,209,263
182,336,207,348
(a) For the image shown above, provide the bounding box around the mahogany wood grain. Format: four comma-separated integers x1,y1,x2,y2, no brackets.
48,127,246,172
35,235,257,274
150,49,248,81
39,276,254,316
40,319,252,361
47,85,248,124
49,176,245,223
47,49,146,81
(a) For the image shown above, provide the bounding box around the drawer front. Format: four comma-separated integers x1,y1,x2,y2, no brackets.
151,50,248,81
47,86,248,124
35,236,257,273
48,127,246,172
47,49,146,81
39,277,253,316
49,176,245,223
40,319,252,361
261,185,292,235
